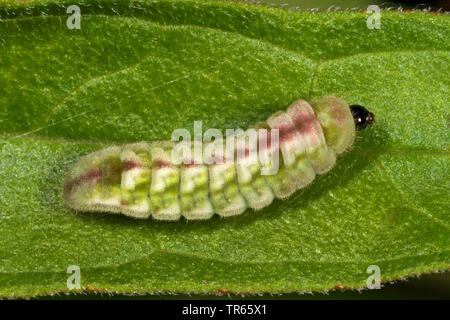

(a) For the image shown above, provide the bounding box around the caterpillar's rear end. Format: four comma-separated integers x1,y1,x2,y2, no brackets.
63,96,374,221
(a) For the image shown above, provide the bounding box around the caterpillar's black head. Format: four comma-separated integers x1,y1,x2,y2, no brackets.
350,105,375,130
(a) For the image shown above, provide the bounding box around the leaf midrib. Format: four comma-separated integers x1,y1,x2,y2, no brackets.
2,134,449,155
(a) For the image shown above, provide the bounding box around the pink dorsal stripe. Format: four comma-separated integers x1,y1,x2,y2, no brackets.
287,101,325,149
267,111,305,166
122,160,142,171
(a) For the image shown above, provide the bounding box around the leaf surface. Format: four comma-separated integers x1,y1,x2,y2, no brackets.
0,0,449,297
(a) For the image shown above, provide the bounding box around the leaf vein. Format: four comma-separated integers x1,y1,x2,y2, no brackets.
374,159,449,229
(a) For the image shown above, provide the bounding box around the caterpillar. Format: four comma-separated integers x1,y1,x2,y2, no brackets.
63,96,374,221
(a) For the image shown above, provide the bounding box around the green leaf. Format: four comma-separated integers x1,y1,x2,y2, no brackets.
0,0,449,297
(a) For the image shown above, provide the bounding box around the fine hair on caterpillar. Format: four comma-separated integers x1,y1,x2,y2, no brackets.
63,96,375,221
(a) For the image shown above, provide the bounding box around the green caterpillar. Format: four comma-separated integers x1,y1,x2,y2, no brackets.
63,96,374,221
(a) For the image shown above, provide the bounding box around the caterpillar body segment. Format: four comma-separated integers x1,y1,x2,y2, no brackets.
266,108,315,198
149,143,182,221
180,163,214,220
63,96,374,220
311,96,356,154
120,143,152,218
235,140,275,211
287,100,336,174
